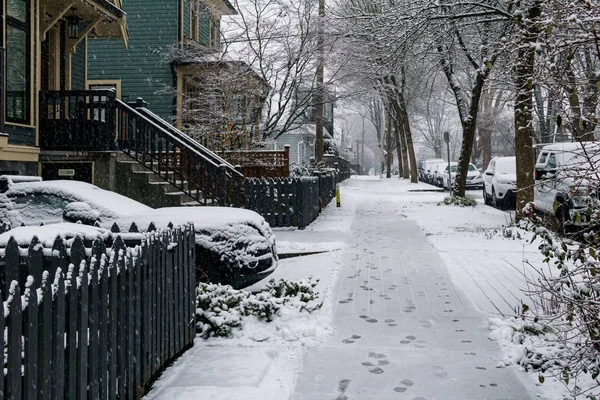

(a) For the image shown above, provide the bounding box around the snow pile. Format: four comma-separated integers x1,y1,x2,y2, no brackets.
0,223,111,248
196,278,323,341
62,202,101,224
488,317,565,371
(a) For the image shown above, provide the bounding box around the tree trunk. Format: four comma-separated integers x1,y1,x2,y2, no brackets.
386,106,393,178
394,118,405,179
386,76,418,183
514,2,541,219
480,128,492,171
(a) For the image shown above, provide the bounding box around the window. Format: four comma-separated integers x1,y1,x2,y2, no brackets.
6,0,30,124
547,153,557,169
191,0,199,41
211,18,220,49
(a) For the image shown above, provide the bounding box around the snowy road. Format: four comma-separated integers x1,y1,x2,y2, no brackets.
291,179,535,400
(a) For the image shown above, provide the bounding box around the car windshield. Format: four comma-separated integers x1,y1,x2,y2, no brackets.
9,193,73,225
448,164,476,173
495,159,516,174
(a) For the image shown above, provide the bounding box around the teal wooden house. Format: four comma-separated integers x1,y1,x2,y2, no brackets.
32,0,246,208
86,0,237,125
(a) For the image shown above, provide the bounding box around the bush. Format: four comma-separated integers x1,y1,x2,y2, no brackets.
439,196,477,207
196,277,322,338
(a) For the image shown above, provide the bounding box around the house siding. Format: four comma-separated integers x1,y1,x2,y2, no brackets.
184,0,191,38
198,3,211,46
5,125,35,146
87,0,179,121
71,41,86,90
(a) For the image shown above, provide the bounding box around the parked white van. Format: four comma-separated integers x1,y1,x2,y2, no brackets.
534,142,600,229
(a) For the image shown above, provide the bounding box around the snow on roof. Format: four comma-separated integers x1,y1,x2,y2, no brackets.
5,180,151,218
0,223,111,248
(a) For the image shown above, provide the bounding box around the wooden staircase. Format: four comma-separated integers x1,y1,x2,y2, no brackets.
39,90,245,208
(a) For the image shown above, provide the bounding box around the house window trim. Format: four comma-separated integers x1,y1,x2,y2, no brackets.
5,0,32,126
190,0,199,42
86,79,122,100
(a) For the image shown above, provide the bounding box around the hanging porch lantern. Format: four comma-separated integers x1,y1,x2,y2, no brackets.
66,9,82,39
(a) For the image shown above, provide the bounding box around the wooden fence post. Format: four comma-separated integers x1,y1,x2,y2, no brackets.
23,278,39,400
52,268,66,400
78,260,89,400
220,164,227,206
39,272,52,400
3,237,19,300
6,281,22,400
65,264,79,399
108,240,119,398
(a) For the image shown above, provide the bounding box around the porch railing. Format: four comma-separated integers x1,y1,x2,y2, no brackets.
219,146,290,178
39,90,245,207
116,99,245,207
39,89,118,151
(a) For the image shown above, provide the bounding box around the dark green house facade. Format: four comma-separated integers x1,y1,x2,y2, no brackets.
87,0,236,124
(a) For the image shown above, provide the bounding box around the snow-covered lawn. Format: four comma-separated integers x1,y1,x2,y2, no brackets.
144,176,570,400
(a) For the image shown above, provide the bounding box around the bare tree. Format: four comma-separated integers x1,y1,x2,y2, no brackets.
222,0,344,140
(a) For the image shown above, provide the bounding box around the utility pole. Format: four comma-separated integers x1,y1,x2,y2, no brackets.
444,131,452,196
356,139,360,174
361,117,365,175
315,0,325,165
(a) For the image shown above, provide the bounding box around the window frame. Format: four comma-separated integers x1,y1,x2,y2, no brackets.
5,0,31,125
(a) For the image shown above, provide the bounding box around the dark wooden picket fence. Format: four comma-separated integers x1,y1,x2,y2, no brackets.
245,171,342,229
0,223,196,400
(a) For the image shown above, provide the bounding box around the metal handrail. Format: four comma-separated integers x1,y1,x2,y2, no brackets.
131,105,243,178
115,100,223,169
115,99,245,207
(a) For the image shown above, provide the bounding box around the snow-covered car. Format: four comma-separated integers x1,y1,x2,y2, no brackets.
432,162,449,187
533,142,600,230
423,159,445,184
0,177,278,289
483,156,517,209
442,162,483,190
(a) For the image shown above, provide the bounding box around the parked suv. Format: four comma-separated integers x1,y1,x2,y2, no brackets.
483,156,517,209
533,142,600,230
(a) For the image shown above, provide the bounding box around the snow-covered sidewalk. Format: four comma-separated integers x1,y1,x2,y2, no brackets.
144,176,559,400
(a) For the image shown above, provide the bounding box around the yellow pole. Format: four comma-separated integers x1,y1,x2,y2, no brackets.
336,185,341,207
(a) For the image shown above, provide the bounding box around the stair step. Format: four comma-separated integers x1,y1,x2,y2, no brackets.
180,201,202,207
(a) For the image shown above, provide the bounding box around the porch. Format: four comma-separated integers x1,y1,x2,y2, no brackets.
38,89,245,207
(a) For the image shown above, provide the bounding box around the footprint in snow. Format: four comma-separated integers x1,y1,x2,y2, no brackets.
433,366,448,378
334,378,351,400
385,318,397,327
361,352,389,374
342,335,361,344
359,315,378,323
393,379,414,393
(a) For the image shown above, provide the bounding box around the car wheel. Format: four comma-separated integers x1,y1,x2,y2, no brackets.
492,188,502,209
555,200,571,235
483,185,491,205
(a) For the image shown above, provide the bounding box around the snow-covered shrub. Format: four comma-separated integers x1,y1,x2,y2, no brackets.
196,277,322,338
485,225,522,240
511,225,600,396
290,163,311,178
439,196,477,207
263,278,323,313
